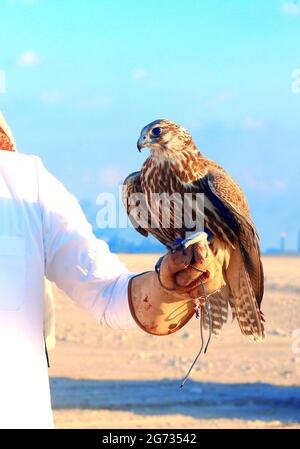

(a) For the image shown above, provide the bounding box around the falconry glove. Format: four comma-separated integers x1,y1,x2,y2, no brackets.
128,236,228,336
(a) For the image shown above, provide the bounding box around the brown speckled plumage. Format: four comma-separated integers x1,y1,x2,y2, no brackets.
123,119,264,341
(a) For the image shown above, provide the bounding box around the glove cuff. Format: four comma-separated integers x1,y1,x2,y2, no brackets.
128,271,194,336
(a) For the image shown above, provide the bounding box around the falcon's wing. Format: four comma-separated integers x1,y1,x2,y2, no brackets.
122,171,149,238
197,167,264,341
203,169,263,301
122,171,176,245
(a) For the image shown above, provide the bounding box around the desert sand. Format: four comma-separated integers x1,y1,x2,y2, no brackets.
49,255,300,429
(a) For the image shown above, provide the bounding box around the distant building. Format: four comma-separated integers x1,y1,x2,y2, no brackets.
265,230,300,256
280,232,288,253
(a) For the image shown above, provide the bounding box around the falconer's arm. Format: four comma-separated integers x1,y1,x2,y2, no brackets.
36,157,136,329
36,157,225,334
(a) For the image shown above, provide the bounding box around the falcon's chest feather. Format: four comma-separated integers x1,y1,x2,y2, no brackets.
141,159,180,195
140,151,207,194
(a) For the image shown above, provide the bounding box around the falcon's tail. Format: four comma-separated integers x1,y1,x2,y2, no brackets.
202,286,231,336
226,247,265,342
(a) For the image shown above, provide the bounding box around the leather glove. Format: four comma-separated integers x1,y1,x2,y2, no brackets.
128,237,228,336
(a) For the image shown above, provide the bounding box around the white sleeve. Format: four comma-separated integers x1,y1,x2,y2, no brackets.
35,157,138,330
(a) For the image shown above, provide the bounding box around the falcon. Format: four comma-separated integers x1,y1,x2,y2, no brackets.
123,119,264,342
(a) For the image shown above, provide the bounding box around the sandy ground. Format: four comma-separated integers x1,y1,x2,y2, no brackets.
49,255,300,429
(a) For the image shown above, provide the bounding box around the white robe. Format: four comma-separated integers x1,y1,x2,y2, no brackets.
0,151,137,428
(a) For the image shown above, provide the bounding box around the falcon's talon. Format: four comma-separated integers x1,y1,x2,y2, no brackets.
167,238,186,254
168,232,209,255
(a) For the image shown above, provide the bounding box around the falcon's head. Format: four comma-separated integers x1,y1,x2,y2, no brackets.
137,119,195,157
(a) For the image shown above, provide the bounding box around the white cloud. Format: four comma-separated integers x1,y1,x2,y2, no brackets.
77,96,113,109
244,117,266,130
282,2,300,15
244,173,287,193
40,91,63,105
18,51,40,67
213,91,236,102
186,119,204,130
292,68,300,93
101,166,124,187
207,90,238,108
132,68,147,80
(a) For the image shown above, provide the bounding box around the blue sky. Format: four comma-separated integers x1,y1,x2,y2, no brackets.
0,0,299,251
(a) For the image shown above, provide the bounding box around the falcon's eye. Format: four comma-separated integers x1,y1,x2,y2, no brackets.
152,127,162,137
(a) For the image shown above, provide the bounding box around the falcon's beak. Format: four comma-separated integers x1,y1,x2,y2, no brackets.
137,134,151,152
